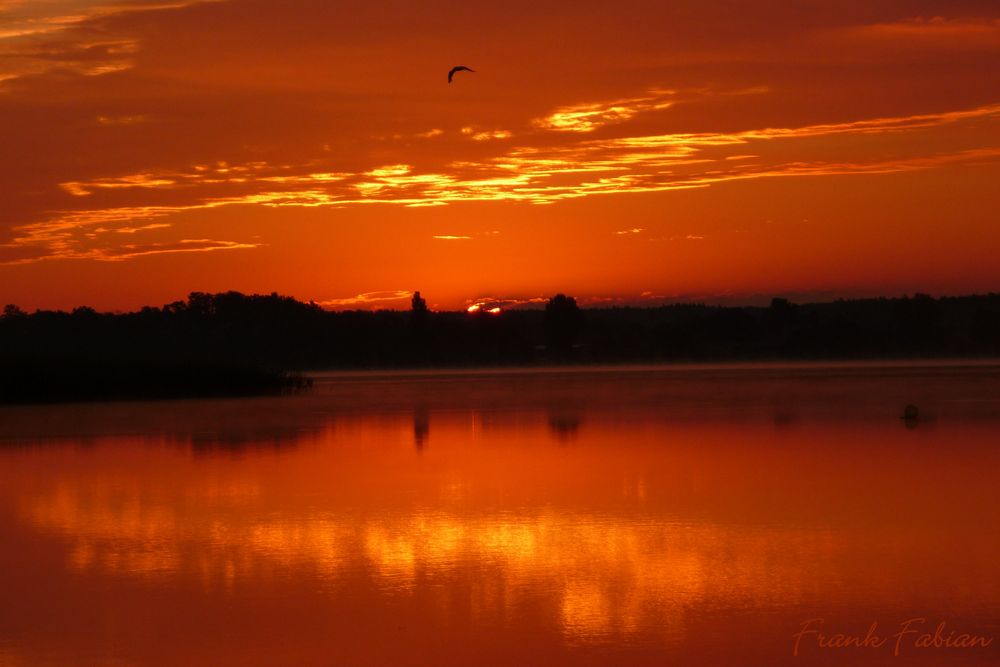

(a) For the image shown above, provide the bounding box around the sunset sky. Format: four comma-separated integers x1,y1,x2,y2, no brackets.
2,0,999,311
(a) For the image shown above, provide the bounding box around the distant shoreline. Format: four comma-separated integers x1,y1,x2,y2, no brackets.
307,357,1000,379
4,290,999,404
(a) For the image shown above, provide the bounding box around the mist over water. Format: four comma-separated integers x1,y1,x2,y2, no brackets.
1,364,998,666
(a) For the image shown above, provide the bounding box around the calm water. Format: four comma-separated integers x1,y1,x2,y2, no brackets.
1,364,998,666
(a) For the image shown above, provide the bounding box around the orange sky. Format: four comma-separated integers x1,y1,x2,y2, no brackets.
1,1,999,311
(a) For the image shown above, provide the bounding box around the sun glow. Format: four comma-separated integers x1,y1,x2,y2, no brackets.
2,1,1000,310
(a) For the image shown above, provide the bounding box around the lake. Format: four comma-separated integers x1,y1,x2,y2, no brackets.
1,364,998,666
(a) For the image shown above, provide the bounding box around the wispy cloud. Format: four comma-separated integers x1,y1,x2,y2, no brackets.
95,114,149,126
0,235,258,264
464,128,513,141
60,172,179,196
96,238,259,261
844,16,1000,46
465,295,548,312
0,1,221,84
533,90,677,132
318,290,413,309
0,1,221,39
111,223,171,234
7,96,1000,263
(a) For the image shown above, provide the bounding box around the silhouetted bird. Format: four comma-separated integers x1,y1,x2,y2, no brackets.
448,66,474,83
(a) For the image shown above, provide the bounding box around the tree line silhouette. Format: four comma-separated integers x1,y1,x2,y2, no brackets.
2,290,999,402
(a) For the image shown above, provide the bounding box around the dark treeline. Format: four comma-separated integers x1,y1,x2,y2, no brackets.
3,290,1000,379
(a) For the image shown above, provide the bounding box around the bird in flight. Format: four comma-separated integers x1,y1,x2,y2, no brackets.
448,65,475,84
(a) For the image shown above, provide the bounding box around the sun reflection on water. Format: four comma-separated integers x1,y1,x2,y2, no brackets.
13,458,859,645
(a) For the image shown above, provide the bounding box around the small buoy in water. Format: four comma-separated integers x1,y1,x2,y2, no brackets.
902,404,919,420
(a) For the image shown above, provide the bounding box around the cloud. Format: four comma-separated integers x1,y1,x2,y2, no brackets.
844,16,1000,48
465,295,548,312
469,129,513,141
0,1,221,40
5,83,1000,264
0,1,221,84
533,90,677,132
318,290,413,309
112,222,171,234
60,172,179,196
96,114,149,126
0,36,138,82
96,238,259,260
0,236,258,264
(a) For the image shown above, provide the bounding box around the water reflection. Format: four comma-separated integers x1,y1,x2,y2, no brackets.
547,405,583,441
413,406,430,450
13,470,829,644
1,365,998,666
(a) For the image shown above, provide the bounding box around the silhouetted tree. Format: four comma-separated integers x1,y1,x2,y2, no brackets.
409,290,429,335
973,306,1000,353
769,297,794,315
891,293,940,351
2,304,26,319
765,296,799,342
544,294,583,357
411,291,428,314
